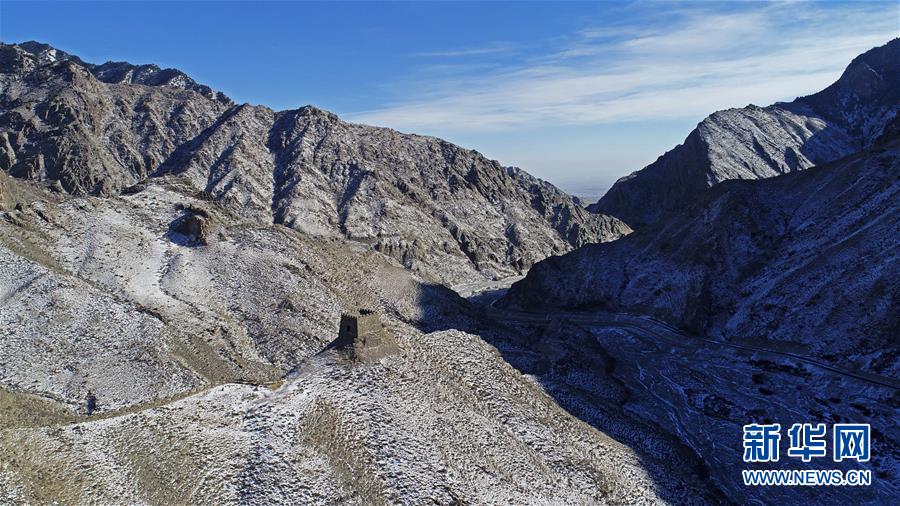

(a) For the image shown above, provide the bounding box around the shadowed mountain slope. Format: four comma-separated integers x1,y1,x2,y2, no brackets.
506,131,900,377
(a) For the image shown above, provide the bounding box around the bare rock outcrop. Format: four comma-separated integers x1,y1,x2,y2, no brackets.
1,41,629,283
15,40,232,103
506,136,900,377
0,43,230,195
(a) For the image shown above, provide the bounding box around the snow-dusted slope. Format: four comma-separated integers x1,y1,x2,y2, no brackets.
15,40,232,103
0,177,468,412
0,42,629,283
0,175,703,504
0,328,702,504
506,132,900,377
590,38,899,228
0,42,684,503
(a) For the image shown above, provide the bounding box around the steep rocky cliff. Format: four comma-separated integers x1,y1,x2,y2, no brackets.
160,103,630,281
590,38,899,228
506,132,900,377
0,42,628,283
0,43,230,195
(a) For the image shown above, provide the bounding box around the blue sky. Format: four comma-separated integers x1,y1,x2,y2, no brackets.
1,1,897,197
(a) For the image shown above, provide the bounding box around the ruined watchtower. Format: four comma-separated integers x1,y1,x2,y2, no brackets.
338,309,382,342
332,308,398,361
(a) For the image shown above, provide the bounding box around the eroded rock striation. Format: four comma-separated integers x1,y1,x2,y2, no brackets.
506,132,900,377
0,41,629,283
0,43,230,195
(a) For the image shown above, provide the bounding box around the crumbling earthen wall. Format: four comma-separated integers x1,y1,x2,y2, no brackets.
334,309,397,362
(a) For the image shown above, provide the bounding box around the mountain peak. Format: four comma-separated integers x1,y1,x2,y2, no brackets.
16,40,82,64
795,38,899,134
5,40,231,104
846,37,899,76
590,38,899,228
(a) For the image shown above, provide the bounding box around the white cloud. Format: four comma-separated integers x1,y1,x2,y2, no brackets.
348,3,898,133
413,43,516,58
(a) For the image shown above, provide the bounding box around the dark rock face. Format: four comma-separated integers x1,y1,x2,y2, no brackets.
505,137,900,377
0,42,629,283
590,38,900,228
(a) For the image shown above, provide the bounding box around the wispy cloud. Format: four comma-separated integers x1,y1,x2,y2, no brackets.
349,2,898,133
413,43,516,58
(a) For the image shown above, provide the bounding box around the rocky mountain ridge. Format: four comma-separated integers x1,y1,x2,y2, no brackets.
0,131,695,506
15,40,231,103
2,36,897,506
0,41,629,283
506,131,900,377
590,38,900,228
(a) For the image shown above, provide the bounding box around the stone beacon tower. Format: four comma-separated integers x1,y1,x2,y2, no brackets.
333,308,397,361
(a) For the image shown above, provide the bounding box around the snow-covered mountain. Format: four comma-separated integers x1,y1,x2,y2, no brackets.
2,37,898,505
590,38,899,228
0,41,628,284
506,122,900,377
